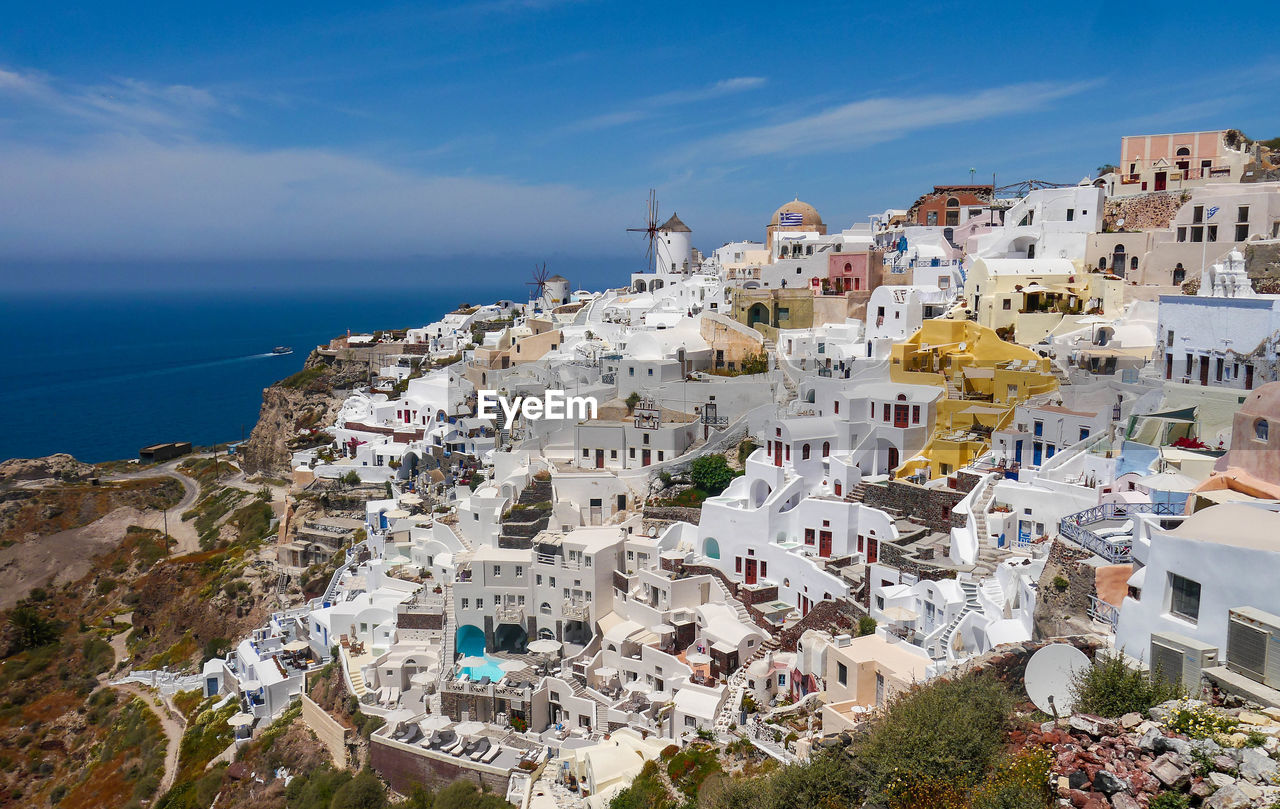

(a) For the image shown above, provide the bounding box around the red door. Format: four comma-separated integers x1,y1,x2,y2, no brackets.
1246,364,1255,390
893,404,909,428
1155,172,1167,191
818,530,832,558
642,449,651,466
744,559,757,585
595,449,604,469
774,441,782,467
866,538,879,564
887,446,899,472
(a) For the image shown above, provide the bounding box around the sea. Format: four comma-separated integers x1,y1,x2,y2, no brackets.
0,285,530,463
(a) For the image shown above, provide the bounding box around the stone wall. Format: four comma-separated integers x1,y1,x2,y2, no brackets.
772,598,865,652
1034,539,1097,639
370,738,518,795
860,480,966,533
1102,192,1186,232
301,694,351,768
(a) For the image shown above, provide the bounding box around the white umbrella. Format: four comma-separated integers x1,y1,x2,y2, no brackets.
1137,470,1199,493
685,653,710,666
400,494,423,505
410,672,435,687
283,640,309,653
385,509,411,519
228,713,255,727
881,606,919,623
458,656,488,669
624,680,650,694
528,639,561,655
594,666,618,679
498,659,529,673
420,714,453,731
649,624,675,635
241,680,261,692
454,720,485,736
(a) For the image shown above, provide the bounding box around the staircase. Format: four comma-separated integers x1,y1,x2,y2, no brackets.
932,579,981,660
349,665,368,697
440,583,457,681
445,520,473,552
711,577,753,626
498,478,554,548
844,481,872,504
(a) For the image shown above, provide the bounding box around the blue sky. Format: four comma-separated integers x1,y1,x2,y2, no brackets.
1,0,1278,286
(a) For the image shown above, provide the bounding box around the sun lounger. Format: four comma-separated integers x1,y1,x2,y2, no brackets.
469,739,491,761
482,745,502,764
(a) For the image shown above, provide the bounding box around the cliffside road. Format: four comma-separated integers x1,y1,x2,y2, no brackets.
102,459,202,555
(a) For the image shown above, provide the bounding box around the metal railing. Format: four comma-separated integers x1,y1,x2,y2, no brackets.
1088,595,1120,630
1058,502,1180,562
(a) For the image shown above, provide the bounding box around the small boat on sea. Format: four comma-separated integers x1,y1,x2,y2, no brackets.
272,346,293,355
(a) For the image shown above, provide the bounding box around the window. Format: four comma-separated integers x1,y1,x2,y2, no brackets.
684,716,697,727
1066,208,1074,221
628,367,634,376
1193,205,1204,224
515,566,523,577
1002,298,1011,310
837,662,848,686
647,368,653,376
1207,225,1217,242
1169,573,1202,623
1079,428,1090,441
1256,419,1270,442
1176,227,1186,242
1033,420,1043,437
912,405,920,424
461,598,470,609
777,307,789,320
629,447,635,458
805,528,815,545
926,211,937,226
801,443,810,460
643,434,650,445
1238,206,1249,222
582,448,589,458
536,574,542,585
493,565,501,576
1236,224,1249,242
610,449,617,459
822,441,830,457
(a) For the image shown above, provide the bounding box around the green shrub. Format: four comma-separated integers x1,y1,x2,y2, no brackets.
1052,575,1069,591
1149,793,1190,809
1069,653,1181,718
851,673,1014,799
690,454,736,496
857,616,877,637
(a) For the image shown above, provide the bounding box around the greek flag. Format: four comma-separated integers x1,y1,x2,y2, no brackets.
1206,206,1219,219
778,212,803,226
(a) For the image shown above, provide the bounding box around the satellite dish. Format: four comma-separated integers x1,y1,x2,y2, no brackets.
647,526,658,538
958,341,968,351
1025,644,1091,716
1116,218,1125,229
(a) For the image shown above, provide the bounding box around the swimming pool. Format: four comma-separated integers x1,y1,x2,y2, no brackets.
456,624,507,682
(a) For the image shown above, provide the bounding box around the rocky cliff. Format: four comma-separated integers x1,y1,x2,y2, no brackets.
238,349,370,477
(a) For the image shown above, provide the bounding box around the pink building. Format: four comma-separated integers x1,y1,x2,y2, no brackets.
826,251,883,294
1118,130,1252,193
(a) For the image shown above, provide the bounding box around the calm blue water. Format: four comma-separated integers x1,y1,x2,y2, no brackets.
0,287,517,463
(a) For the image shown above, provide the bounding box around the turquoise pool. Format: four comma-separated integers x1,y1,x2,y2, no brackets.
456,624,506,682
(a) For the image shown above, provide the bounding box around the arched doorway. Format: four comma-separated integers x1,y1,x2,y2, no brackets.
1111,245,1126,278
456,624,485,658
494,622,527,653
703,537,721,559
747,303,770,327
1172,263,1186,284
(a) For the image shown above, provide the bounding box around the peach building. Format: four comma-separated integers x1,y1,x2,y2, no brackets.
1117,130,1253,194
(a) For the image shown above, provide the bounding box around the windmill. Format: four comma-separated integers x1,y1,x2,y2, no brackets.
625,188,660,272
527,262,550,305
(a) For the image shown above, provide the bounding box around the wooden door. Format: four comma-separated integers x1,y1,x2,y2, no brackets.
818,530,833,558
642,449,651,466
894,404,909,428
1200,357,1209,386
1155,171,1167,191
744,559,757,585
595,449,604,469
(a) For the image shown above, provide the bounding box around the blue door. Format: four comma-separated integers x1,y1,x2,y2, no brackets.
1032,442,1042,465
1015,439,1023,465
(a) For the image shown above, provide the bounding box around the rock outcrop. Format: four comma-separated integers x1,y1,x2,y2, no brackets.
238,350,368,476
0,453,95,485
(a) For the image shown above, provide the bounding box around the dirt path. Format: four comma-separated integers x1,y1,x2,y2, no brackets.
103,463,202,555
112,682,186,795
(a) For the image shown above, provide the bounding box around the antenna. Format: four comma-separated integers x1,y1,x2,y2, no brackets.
625,188,660,271
1024,644,1091,717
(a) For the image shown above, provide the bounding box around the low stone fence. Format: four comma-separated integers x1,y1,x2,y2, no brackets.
301,694,352,767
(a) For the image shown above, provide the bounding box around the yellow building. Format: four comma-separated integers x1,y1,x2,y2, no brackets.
962,257,1124,345
889,320,1057,480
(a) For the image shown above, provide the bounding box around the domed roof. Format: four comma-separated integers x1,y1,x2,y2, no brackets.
770,198,823,228
657,212,691,233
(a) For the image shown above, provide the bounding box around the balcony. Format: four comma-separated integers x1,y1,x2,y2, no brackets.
562,600,590,621
495,603,525,624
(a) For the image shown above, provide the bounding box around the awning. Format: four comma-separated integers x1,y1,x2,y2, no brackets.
1137,406,1197,423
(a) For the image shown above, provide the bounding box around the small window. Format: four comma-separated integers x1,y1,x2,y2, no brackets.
1002,299,1011,310
1256,419,1270,442
493,565,501,576
1238,206,1249,222
1236,224,1249,242
1066,208,1074,222
1169,573,1201,623
837,662,848,686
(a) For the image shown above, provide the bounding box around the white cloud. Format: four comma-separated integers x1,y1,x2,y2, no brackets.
560,76,767,133
684,81,1098,160
0,135,630,260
